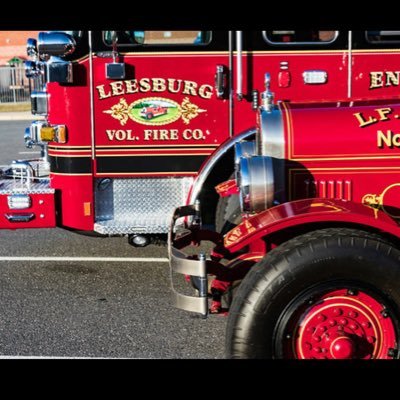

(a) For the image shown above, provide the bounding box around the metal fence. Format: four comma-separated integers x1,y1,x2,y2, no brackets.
0,65,42,103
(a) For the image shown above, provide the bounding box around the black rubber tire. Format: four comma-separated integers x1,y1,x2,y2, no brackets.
226,228,400,359
215,194,241,235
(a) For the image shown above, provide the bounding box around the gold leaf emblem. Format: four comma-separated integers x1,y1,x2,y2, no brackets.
103,98,130,126
103,97,206,126
180,97,206,125
362,183,400,219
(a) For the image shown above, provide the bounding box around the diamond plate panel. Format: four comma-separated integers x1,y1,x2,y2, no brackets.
94,177,193,234
0,179,54,194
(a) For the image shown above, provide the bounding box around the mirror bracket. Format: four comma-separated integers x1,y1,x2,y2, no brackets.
106,32,126,80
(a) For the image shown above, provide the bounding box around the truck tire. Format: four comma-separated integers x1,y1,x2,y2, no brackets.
146,113,153,119
226,228,400,359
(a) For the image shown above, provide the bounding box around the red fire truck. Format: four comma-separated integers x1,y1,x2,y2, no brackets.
1,30,400,358
139,104,168,120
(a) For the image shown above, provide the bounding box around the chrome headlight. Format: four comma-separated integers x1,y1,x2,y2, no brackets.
234,141,256,167
237,156,275,213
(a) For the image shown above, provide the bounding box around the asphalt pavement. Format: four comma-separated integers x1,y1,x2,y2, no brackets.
0,119,227,358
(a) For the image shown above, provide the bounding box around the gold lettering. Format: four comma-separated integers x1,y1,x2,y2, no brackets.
375,107,393,121
110,81,124,96
394,133,400,147
96,84,111,100
159,130,169,140
106,129,135,141
115,130,126,140
106,130,116,140
139,78,151,92
97,78,214,100
192,129,205,140
168,79,182,93
170,129,179,140
183,81,198,96
353,112,378,127
125,79,138,94
386,71,400,86
126,130,136,140
377,130,396,148
144,130,153,140
198,84,213,99
370,72,384,89
152,78,166,92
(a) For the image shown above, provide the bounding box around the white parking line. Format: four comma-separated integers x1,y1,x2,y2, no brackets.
0,256,168,262
0,355,130,359
18,151,40,154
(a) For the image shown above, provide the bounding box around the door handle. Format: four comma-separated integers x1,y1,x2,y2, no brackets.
5,213,35,223
215,65,227,98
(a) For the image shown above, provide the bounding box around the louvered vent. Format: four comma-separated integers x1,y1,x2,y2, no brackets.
305,180,352,201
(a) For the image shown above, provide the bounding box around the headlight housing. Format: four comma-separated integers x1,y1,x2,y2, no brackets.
237,155,275,213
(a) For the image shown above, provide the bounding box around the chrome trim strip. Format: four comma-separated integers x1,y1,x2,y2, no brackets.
88,31,96,160
188,128,255,205
236,31,243,100
229,30,233,136
258,104,286,204
348,31,352,99
258,105,285,159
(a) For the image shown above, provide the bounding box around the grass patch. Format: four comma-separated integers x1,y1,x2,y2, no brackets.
0,102,31,112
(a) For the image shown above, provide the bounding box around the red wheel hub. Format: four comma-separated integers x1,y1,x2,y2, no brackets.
292,289,397,359
330,336,354,359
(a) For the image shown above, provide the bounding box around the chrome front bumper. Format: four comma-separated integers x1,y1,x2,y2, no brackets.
168,204,209,317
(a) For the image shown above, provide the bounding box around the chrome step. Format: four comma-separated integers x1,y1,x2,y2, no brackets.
94,213,173,235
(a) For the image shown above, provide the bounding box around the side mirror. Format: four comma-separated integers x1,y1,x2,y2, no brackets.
37,32,76,58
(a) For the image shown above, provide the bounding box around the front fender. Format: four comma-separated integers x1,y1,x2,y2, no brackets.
187,128,255,205
224,198,400,252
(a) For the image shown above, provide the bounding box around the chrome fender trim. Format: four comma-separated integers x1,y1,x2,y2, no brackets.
258,104,285,159
188,128,256,205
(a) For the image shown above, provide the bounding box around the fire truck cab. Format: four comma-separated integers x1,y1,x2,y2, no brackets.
2,30,400,358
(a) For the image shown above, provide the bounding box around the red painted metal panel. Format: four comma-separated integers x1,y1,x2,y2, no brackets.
50,174,94,231
233,51,349,134
92,53,230,176
47,59,92,147
224,198,400,253
0,193,56,229
352,51,400,100
280,101,400,221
